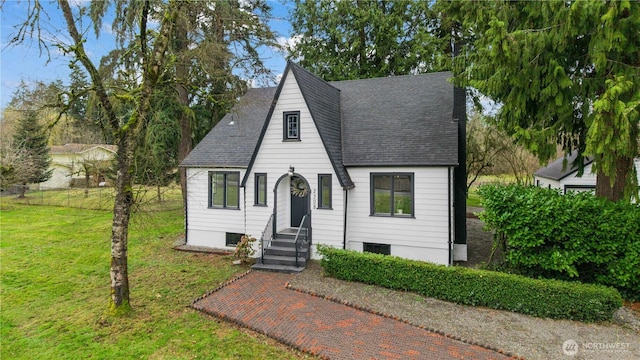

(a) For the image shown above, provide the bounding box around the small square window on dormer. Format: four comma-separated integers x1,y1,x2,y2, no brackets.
283,111,301,141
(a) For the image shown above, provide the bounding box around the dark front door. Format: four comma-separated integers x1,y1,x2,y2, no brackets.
290,177,309,227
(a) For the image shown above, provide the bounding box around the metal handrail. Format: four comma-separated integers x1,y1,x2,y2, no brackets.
294,213,311,267
260,214,274,264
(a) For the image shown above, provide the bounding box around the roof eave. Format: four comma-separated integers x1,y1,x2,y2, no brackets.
344,162,459,167
179,164,247,169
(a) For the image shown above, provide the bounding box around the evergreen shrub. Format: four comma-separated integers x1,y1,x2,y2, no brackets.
317,245,622,322
478,184,640,300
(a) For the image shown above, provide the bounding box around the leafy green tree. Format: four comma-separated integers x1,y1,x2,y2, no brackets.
448,0,640,202
7,80,63,111
94,1,278,207
11,110,52,197
171,1,278,207
66,64,104,143
132,94,180,201
289,0,448,80
3,75,102,145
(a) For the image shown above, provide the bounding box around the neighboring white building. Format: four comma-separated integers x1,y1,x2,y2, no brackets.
40,144,117,189
534,153,640,194
181,62,467,270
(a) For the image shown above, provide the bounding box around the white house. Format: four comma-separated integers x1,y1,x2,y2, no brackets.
180,62,467,270
534,153,640,194
40,144,117,189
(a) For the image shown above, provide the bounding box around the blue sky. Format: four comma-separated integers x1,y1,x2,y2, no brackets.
0,1,294,110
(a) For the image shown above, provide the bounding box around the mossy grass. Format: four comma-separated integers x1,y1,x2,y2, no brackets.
1,203,308,359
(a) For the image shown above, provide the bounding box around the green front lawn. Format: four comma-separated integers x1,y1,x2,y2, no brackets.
467,189,483,207
0,204,307,359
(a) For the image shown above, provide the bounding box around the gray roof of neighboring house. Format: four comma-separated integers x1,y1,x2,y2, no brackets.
181,87,276,168
534,152,594,181
50,144,117,154
181,62,459,188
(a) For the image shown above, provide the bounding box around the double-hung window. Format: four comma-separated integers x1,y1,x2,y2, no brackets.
318,174,332,209
255,173,267,206
283,111,300,140
370,173,414,216
209,171,240,209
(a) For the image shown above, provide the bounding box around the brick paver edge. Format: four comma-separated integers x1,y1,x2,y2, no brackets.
189,269,331,359
188,269,523,360
190,269,254,305
284,281,526,360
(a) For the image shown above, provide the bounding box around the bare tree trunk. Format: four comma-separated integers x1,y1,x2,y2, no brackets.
84,168,90,197
175,11,190,210
18,184,27,198
178,109,190,209
59,0,181,314
109,142,133,312
595,155,633,202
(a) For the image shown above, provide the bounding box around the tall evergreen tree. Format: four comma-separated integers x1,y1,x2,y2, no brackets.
94,1,278,207
12,110,52,196
446,0,640,201
289,0,449,80
171,0,278,207
66,64,104,143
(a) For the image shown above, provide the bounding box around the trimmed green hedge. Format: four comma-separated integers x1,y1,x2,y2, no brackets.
478,184,640,300
317,245,622,322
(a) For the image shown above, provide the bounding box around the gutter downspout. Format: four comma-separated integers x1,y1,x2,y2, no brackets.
343,189,348,249
184,174,188,245
243,185,247,235
448,167,453,266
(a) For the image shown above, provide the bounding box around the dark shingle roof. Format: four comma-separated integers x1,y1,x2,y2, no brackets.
181,87,276,167
290,64,353,188
332,72,458,166
534,152,594,181
182,63,460,188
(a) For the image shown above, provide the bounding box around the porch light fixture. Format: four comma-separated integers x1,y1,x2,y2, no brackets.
288,166,295,176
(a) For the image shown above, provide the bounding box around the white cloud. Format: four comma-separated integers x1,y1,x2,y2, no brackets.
101,23,114,35
276,35,302,52
68,0,90,7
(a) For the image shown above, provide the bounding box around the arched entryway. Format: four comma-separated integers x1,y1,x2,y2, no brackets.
272,173,311,231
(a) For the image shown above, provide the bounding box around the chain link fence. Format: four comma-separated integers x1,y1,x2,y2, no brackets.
4,185,183,212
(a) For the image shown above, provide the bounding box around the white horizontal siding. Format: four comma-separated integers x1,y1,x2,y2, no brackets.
535,176,561,190
186,167,246,249
539,160,640,194
246,69,345,257
345,166,452,265
560,162,596,191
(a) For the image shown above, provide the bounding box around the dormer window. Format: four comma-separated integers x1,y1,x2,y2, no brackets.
283,111,300,141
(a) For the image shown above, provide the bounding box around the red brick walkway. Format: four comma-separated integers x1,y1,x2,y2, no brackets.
192,271,515,360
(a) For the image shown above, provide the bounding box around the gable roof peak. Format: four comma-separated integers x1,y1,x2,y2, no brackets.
287,61,341,91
